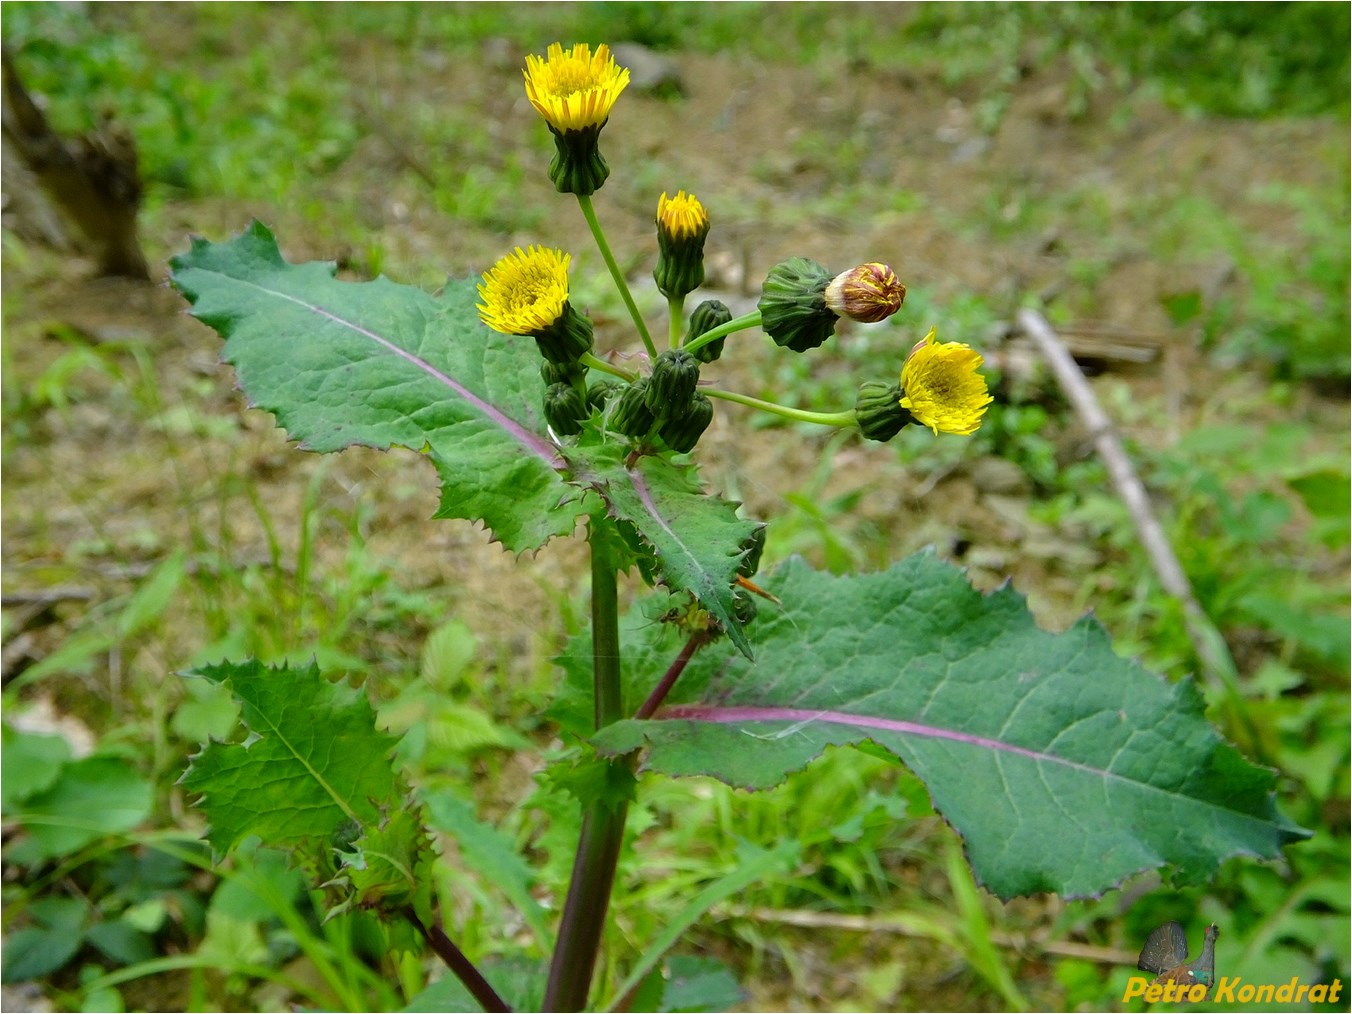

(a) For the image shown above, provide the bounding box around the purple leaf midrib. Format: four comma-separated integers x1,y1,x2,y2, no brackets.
658,704,1282,826
660,704,1051,761
227,273,563,469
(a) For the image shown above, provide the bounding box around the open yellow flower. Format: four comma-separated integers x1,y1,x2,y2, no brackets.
477,246,594,363
524,43,630,134
899,328,993,435
477,246,571,335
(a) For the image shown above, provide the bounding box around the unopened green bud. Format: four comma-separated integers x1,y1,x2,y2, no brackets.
541,360,588,387
544,382,589,435
587,380,619,412
757,257,837,353
854,380,908,442
654,191,711,300
533,301,595,365
732,587,758,627
611,378,656,437
687,299,733,363
645,348,701,419
738,524,768,578
659,392,714,453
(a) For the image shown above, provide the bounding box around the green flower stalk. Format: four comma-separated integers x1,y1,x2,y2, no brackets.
524,43,630,196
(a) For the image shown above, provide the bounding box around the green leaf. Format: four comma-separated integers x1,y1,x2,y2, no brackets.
1,927,84,983
0,724,72,810
334,809,432,915
605,840,798,1010
169,222,580,553
593,554,1309,899
421,792,551,949
84,920,156,966
115,551,186,638
540,753,638,815
402,956,544,1013
1,898,88,982
568,443,761,658
659,955,746,1013
12,756,153,862
181,659,403,860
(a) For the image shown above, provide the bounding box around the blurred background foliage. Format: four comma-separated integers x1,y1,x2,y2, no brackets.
2,2,1347,1011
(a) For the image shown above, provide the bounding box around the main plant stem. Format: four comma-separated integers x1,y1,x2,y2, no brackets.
543,518,631,1011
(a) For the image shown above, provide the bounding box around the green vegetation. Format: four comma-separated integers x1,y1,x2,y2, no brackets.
3,3,1346,1011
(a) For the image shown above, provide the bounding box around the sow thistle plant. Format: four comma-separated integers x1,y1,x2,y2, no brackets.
170,42,1305,1013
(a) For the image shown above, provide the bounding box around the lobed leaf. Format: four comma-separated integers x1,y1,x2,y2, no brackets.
567,443,760,658
593,554,1309,899
181,659,405,862
170,221,579,553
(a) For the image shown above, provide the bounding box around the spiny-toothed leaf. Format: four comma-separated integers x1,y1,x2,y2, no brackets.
333,809,432,917
566,443,759,658
169,221,579,553
593,554,1309,899
181,659,403,861
540,753,638,815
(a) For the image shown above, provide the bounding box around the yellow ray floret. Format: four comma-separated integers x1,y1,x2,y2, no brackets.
524,43,630,133
899,327,994,436
657,191,710,240
477,246,571,335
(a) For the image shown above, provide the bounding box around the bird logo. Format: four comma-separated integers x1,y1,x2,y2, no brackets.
1137,922,1219,998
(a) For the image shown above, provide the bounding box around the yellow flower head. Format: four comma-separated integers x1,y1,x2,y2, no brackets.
524,43,631,133
899,327,993,436
477,246,571,336
656,191,710,241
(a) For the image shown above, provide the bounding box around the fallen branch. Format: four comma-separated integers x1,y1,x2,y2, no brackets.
1016,309,1242,701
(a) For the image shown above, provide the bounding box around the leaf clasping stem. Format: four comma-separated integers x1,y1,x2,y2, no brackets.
576,194,658,360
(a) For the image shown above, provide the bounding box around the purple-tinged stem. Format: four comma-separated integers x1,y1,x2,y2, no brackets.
635,633,708,720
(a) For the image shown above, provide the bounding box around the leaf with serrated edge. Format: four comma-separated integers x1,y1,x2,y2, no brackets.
567,443,760,658
170,221,578,553
182,659,403,860
593,554,1309,899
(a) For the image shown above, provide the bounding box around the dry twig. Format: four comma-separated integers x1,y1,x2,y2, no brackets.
1016,308,1241,699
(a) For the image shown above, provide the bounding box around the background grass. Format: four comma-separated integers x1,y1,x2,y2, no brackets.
2,2,1348,1011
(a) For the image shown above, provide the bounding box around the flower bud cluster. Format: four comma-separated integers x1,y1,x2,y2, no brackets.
479,40,992,459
